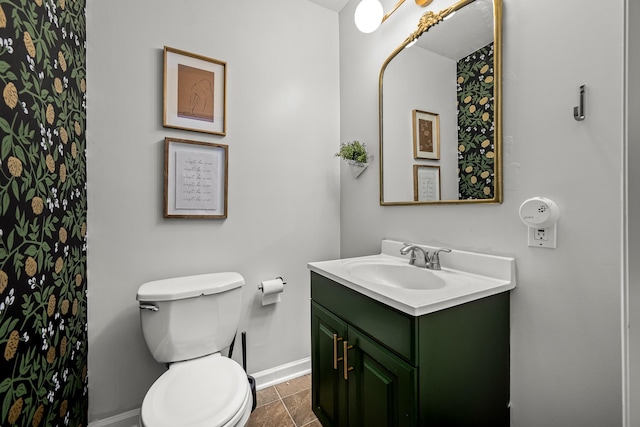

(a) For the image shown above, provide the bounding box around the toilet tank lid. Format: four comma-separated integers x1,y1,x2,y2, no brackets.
136,272,245,302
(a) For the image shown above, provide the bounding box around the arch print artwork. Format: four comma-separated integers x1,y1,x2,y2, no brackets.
163,47,227,136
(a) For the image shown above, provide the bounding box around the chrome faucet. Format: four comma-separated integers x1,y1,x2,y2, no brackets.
399,244,430,268
400,244,451,270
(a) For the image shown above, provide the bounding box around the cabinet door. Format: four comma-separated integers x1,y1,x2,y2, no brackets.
311,302,349,427
346,327,417,427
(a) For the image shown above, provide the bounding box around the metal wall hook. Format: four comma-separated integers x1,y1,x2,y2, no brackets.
573,84,586,121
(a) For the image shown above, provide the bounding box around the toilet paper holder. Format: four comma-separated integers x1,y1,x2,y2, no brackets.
258,277,286,291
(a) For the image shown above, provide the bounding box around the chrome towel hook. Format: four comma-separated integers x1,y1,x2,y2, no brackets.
573,84,586,121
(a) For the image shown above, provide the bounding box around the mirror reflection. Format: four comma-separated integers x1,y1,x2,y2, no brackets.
379,0,502,204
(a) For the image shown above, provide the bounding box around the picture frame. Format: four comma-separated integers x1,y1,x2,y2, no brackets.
412,109,440,160
413,165,441,201
164,137,228,218
163,46,227,136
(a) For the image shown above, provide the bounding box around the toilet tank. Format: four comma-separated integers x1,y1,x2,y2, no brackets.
137,272,244,363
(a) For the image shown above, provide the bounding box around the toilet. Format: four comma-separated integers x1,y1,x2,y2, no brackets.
136,272,253,427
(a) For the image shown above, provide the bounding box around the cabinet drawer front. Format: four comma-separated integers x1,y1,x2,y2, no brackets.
311,272,417,363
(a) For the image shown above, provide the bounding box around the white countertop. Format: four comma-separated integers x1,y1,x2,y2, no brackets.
308,240,516,316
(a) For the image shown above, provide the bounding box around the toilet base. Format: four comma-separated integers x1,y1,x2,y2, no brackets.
140,354,253,427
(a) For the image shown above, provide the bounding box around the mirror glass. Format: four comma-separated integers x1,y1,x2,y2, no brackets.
379,0,502,204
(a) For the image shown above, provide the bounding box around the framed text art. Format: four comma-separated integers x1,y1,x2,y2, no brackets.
412,109,440,160
164,138,228,218
413,165,441,202
163,46,227,136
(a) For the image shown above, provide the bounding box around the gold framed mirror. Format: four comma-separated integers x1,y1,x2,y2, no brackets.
379,0,502,205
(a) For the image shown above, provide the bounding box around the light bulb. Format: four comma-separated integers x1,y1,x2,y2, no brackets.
354,0,384,33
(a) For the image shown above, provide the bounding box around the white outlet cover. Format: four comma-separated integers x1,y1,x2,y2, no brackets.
527,225,557,248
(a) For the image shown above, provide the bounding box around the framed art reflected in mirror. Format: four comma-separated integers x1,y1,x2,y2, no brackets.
414,165,441,201
413,109,440,160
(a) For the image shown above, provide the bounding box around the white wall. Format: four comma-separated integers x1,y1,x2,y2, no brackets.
383,47,458,201
339,0,624,425
86,0,340,421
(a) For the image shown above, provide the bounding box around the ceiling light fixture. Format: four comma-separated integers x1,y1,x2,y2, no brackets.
354,0,433,33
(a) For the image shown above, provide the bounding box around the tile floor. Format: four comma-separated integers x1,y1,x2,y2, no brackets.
247,374,321,427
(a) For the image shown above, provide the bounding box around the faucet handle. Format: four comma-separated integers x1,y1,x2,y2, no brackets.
432,248,451,256
428,248,451,270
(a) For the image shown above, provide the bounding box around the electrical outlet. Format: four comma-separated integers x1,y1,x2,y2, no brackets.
528,225,557,248
534,228,548,241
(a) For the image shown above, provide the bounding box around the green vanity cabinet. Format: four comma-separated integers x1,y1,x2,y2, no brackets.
310,271,510,427
312,301,417,427
311,301,349,426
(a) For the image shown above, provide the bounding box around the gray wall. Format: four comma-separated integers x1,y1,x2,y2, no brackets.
86,0,341,421
85,0,632,424
627,0,639,423
338,0,624,425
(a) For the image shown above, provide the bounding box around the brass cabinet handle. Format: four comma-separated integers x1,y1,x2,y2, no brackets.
343,341,354,380
333,334,344,369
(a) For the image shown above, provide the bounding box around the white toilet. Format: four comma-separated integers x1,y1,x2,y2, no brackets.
136,272,253,427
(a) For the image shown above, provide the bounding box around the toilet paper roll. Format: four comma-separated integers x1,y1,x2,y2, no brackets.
260,278,284,306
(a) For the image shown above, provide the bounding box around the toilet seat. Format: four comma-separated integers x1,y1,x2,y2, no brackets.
140,353,252,427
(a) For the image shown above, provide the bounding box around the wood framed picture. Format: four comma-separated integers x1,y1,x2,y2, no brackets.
164,137,228,218
412,109,440,160
163,46,227,136
413,165,441,201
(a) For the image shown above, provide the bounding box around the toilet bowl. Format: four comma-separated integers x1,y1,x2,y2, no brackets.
136,272,252,427
140,354,252,427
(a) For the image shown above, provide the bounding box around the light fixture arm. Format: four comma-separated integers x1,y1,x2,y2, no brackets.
381,0,406,23
383,0,433,23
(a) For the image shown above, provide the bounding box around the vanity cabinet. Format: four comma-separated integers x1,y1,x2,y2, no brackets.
310,271,510,427
312,302,417,427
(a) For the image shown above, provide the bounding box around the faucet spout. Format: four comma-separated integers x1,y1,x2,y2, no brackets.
399,243,414,255
399,244,430,268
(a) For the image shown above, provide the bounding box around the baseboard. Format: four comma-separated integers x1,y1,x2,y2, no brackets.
88,408,140,427
250,357,311,390
88,357,311,426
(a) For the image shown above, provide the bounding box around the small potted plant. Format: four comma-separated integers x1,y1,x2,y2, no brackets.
335,140,372,178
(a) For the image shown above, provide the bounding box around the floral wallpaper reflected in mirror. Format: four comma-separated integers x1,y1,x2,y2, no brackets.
457,42,495,199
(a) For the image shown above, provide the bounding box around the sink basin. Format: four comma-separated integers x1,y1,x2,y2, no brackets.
308,239,516,316
346,261,446,290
